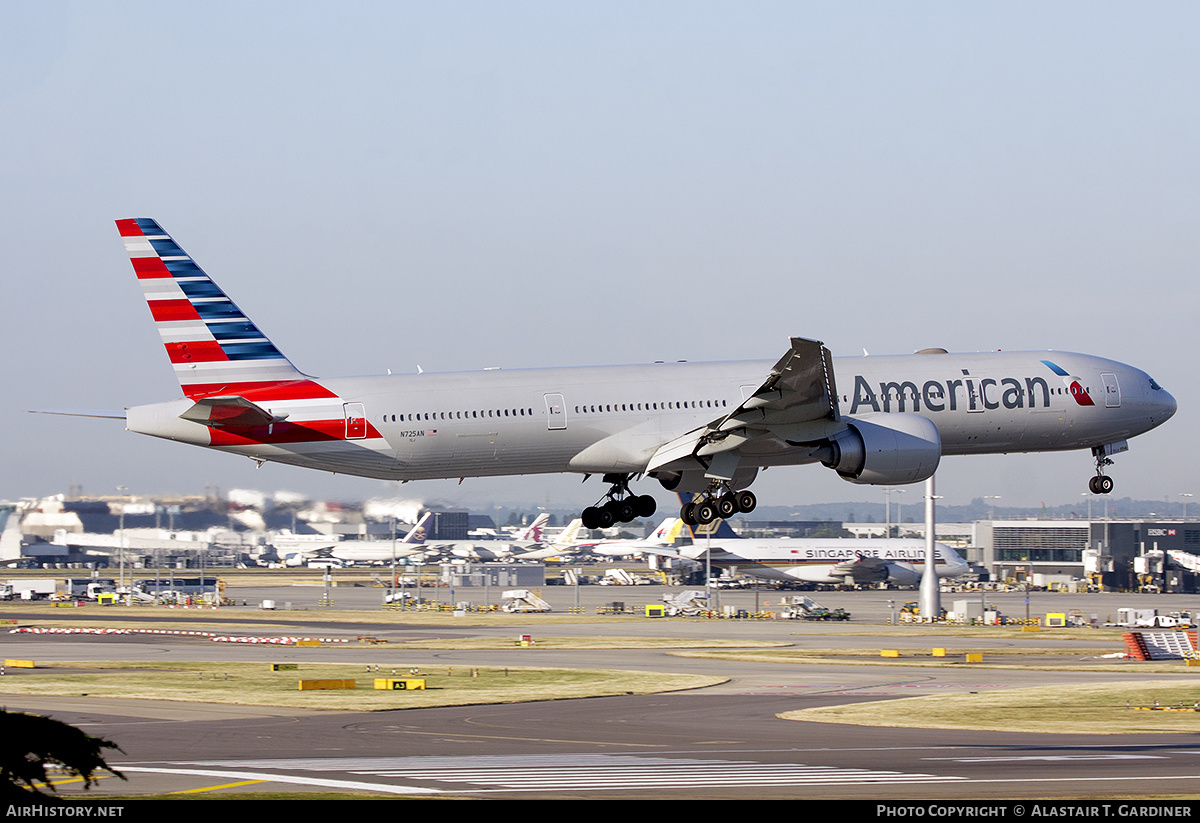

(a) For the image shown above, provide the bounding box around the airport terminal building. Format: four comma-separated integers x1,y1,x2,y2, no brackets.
974,519,1200,591
844,518,1200,592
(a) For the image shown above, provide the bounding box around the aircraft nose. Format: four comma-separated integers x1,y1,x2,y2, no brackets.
1143,373,1177,423
1162,388,1178,421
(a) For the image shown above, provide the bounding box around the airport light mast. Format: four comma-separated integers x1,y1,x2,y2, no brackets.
918,477,941,621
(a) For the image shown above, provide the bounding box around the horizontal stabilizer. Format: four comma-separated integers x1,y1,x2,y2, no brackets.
179,396,285,428
30,409,127,420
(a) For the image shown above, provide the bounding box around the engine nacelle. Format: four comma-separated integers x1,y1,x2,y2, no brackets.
655,467,758,493
814,413,941,486
885,565,922,587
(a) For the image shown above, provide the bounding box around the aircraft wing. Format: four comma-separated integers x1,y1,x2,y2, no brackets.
830,554,890,583
647,337,840,475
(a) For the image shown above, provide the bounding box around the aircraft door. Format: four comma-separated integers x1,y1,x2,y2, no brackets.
1101,373,1121,408
966,380,984,412
544,393,567,430
344,402,367,439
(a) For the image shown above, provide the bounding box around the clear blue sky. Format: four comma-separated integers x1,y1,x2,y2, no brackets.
2,1,1196,513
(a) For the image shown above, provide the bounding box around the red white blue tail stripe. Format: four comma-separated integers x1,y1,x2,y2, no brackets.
116,218,312,399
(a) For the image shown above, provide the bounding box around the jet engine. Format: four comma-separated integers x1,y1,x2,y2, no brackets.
884,565,922,586
813,413,941,485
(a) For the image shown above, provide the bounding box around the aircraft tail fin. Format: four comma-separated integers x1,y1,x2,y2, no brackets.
116,219,312,399
515,512,551,542
553,518,584,548
646,517,684,545
400,512,434,545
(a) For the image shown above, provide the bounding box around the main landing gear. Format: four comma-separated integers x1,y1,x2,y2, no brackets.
680,484,757,527
581,474,657,530
1088,446,1115,495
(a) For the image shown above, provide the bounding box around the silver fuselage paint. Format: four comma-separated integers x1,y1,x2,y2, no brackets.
126,349,1175,483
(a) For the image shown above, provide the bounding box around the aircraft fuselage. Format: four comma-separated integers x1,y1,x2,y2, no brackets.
126,349,1174,483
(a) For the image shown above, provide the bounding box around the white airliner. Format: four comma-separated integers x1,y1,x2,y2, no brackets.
588,512,965,585
505,518,587,561
64,220,1176,530
442,512,550,560
588,518,688,557
673,536,969,586
322,512,434,564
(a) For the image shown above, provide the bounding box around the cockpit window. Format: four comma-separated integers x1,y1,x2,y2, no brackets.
1149,378,1163,391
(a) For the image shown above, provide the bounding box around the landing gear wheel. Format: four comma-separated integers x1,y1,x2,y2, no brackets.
1089,446,1115,496
695,501,718,526
581,474,656,529
680,501,698,526
716,494,738,519
610,498,637,523
582,507,601,530
735,490,757,514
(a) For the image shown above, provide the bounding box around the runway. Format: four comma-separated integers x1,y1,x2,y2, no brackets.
4,589,1200,800
8,689,1200,800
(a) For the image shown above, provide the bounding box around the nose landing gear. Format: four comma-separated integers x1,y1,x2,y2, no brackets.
1089,446,1115,495
580,474,657,530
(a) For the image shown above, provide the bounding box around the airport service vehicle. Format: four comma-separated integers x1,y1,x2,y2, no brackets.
779,596,851,620
49,220,1177,530
501,589,552,613
65,579,117,600
6,579,58,601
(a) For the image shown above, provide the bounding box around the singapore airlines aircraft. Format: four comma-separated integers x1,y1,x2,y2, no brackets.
80,219,1176,530
672,536,969,586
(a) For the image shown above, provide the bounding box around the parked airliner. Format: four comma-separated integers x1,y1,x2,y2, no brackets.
56,219,1176,530
672,535,969,586
586,512,966,585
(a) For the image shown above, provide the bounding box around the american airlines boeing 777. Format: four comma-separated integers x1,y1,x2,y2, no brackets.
85,219,1176,529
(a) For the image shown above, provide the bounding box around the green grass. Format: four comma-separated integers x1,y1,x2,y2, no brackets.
0,661,724,710
782,681,1200,734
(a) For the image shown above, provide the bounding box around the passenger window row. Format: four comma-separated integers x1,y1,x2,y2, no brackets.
382,408,535,423
573,399,728,414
